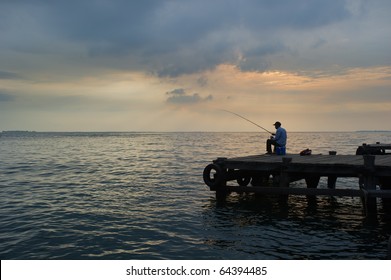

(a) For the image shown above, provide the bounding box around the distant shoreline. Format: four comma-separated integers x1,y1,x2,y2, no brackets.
355,130,391,133
2,130,391,134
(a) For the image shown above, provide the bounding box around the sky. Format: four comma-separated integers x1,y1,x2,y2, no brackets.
1,0,391,132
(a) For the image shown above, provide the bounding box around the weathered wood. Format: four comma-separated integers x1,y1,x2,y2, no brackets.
225,186,363,197
205,152,391,215
305,175,321,189
357,143,391,155
223,154,391,176
279,157,292,188
327,151,338,189
327,176,337,189
366,189,391,198
361,155,377,215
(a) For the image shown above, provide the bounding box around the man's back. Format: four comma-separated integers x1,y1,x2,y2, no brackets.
275,127,287,146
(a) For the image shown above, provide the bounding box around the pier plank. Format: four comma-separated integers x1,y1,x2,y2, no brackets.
226,154,391,167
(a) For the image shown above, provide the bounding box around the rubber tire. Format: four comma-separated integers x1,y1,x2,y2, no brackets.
237,177,251,186
203,163,224,188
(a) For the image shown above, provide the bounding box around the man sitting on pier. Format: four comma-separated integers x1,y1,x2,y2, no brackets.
266,121,287,154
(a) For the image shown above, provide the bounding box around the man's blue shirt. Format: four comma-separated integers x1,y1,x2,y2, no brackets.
274,127,287,146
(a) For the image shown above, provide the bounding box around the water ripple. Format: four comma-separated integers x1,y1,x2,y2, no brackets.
1,132,390,259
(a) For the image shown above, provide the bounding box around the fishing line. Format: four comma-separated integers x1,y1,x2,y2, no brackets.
221,109,274,135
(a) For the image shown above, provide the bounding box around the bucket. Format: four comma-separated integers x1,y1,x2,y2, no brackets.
276,146,286,155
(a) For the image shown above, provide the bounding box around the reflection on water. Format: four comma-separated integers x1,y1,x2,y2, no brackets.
0,132,390,259
203,193,391,259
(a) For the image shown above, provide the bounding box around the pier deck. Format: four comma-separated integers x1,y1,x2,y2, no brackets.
224,154,391,176
203,152,391,215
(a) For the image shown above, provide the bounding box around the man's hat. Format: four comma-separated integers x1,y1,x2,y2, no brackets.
273,121,281,126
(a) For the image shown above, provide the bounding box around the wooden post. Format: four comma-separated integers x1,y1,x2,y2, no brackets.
216,189,229,200
278,157,292,203
328,151,337,189
327,176,337,189
279,157,292,188
304,174,320,203
362,155,377,216
305,175,320,188
215,181,229,200
213,158,229,200
305,143,321,187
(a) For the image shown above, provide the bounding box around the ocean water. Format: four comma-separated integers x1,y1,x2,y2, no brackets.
0,131,390,260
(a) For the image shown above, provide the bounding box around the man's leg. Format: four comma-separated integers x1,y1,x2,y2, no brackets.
266,139,274,154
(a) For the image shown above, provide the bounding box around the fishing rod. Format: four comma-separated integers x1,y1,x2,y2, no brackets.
222,109,274,135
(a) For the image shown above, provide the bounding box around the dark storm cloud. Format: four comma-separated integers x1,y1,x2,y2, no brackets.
0,91,14,102
166,88,212,104
0,0,384,77
0,71,20,80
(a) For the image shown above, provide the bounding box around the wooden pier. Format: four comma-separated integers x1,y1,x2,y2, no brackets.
203,144,391,216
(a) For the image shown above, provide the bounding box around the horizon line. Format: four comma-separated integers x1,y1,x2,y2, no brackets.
2,130,391,134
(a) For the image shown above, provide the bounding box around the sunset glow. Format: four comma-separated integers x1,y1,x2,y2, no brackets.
1,1,390,132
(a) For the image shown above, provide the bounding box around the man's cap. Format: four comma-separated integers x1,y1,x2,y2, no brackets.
273,121,281,126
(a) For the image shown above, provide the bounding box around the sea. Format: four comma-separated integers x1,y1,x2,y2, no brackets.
0,131,391,260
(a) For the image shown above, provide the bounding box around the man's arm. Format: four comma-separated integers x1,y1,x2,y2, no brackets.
274,129,281,141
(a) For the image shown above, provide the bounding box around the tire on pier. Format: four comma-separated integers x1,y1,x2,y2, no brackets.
203,163,225,189
237,176,251,187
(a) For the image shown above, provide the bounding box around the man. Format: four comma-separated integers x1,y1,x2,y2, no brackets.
266,121,287,154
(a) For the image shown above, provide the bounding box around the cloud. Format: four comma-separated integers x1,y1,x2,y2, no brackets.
0,71,20,80
1,0,375,78
0,91,14,102
1,0,391,132
166,88,212,104
197,76,208,87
